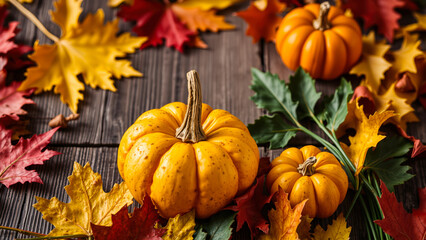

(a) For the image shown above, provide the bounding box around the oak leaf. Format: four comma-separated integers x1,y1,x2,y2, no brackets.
91,196,165,240
339,98,395,175
259,188,307,240
342,0,404,41
162,210,196,240
313,213,351,240
350,32,392,92
33,162,134,237
0,125,59,187
18,0,146,113
225,176,274,238
375,181,426,240
236,0,285,43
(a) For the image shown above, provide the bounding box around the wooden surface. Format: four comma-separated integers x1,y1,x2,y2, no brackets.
0,1,425,239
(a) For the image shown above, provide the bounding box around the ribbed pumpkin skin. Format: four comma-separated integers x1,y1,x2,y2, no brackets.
118,102,259,219
276,4,362,80
266,146,348,218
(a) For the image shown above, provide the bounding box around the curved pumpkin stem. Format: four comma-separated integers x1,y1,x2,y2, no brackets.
176,70,207,143
313,1,331,31
297,156,317,176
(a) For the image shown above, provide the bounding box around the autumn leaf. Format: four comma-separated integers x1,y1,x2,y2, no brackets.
397,12,426,37
339,98,395,175
33,162,134,237
162,210,196,240
296,215,313,240
0,76,34,121
91,196,165,240
0,125,59,188
236,0,285,43
171,5,235,33
350,32,392,92
375,181,426,240
342,0,404,41
0,114,31,140
259,188,307,240
387,33,423,76
312,213,351,240
398,126,426,158
225,176,274,238
18,0,146,113
175,0,244,11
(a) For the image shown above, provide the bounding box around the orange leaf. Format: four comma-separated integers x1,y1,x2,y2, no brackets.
171,5,235,33
236,0,285,43
339,99,395,175
259,188,307,240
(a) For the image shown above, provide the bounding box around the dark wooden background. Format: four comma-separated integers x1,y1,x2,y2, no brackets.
0,1,425,239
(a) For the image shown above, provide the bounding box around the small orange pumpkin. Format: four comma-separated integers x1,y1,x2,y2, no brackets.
266,145,348,218
118,70,259,219
275,2,362,80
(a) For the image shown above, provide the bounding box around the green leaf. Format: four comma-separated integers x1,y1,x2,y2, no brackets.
193,226,207,240
365,135,414,192
248,115,298,149
195,211,236,240
250,68,299,124
289,67,321,119
318,78,353,132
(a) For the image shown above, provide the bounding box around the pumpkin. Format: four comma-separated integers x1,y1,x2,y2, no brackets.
118,70,260,219
266,145,348,218
275,2,362,80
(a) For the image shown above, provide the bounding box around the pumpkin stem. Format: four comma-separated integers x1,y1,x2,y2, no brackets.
175,70,207,143
313,1,331,31
297,156,317,176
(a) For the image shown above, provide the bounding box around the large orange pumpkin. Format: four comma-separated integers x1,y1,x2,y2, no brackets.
118,70,259,219
275,2,362,80
266,145,348,218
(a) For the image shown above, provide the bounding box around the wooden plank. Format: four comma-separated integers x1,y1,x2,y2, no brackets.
102,14,264,144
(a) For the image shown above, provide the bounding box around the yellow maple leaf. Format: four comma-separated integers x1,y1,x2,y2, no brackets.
108,0,132,7
297,215,313,240
388,34,423,75
371,82,417,129
260,188,307,240
0,0,32,6
340,99,395,175
171,5,235,33
313,213,351,240
18,0,146,113
175,0,244,11
162,210,196,240
396,12,426,38
350,32,392,93
33,162,134,237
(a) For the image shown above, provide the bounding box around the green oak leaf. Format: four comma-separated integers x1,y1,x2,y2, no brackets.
318,78,353,132
248,115,297,149
194,211,236,240
250,68,299,124
289,67,322,120
365,135,414,192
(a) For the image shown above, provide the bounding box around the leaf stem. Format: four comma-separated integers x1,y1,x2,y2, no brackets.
360,196,379,240
7,0,59,42
0,226,45,237
345,184,363,219
16,234,90,240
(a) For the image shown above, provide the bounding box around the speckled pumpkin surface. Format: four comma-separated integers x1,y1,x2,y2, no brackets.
118,71,259,219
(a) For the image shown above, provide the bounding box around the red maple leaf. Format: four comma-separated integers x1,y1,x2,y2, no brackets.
0,126,60,188
91,195,166,240
236,0,285,43
225,176,274,238
117,0,194,53
0,67,34,121
375,181,426,240
342,0,404,42
0,6,32,70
